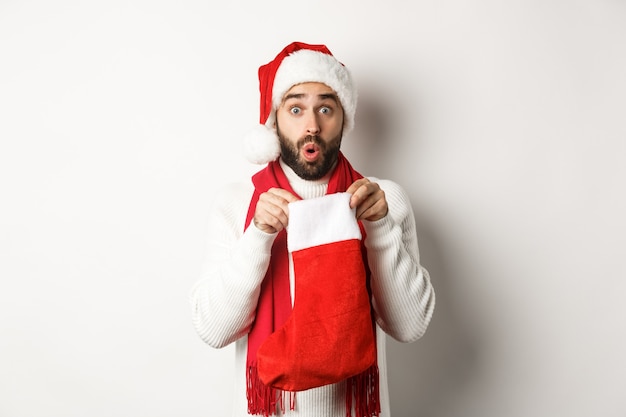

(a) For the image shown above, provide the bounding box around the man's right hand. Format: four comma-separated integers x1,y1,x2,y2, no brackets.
253,188,300,234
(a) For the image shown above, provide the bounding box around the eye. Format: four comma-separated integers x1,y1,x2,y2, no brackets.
319,106,331,115
290,106,301,115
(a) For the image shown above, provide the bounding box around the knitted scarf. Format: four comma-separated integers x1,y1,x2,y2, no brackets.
244,152,380,417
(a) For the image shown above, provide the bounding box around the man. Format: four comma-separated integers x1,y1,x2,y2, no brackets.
190,42,435,417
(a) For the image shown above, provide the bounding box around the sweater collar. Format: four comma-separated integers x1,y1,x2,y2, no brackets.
278,158,330,200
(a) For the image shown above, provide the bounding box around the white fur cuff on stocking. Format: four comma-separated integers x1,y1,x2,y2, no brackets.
287,192,362,252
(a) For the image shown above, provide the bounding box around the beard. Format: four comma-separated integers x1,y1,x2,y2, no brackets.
277,127,343,181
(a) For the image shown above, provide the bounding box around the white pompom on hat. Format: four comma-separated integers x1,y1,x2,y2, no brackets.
243,42,357,165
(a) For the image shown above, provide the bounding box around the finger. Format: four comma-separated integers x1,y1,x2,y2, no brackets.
254,190,296,233
267,188,300,204
347,179,372,208
346,178,368,196
355,191,378,218
355,187,388,221
356,197,388,221
254,204,289,233
263,202,290,226
351,183,380,210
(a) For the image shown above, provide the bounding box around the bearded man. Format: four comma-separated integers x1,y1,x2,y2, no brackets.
190,42,435,417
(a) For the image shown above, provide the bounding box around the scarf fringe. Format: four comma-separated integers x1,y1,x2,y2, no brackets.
248,363,380,417
247,364,296,416
346,364,381,417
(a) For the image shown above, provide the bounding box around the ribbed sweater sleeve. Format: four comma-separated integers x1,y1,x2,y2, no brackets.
364,178,436,343
190,182,275,348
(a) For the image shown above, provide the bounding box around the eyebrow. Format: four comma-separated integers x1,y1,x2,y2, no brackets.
283,92,339,103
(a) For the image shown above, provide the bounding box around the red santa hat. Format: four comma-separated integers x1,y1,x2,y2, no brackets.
244,42,358,164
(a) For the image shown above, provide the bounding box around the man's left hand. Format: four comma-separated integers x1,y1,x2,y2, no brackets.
346,178,388,222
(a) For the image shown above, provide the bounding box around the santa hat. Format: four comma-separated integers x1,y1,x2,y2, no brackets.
244,42,358,164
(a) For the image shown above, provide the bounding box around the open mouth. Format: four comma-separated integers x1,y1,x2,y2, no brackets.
302,142,320,161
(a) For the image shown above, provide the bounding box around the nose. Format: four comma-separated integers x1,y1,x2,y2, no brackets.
305,112,320,135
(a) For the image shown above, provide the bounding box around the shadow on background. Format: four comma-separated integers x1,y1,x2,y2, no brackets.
386,219,481,417
352,82,482,417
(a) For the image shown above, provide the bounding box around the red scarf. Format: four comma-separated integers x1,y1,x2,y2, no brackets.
244,152,380,417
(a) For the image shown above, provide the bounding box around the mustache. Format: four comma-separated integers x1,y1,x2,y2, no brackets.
297,135,324,148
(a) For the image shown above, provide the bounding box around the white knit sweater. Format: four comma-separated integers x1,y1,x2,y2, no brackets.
190,162,435,417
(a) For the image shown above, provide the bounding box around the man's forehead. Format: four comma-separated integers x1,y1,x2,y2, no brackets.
283,82,337,98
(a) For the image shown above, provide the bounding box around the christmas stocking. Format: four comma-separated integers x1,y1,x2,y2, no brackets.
256,192,377,392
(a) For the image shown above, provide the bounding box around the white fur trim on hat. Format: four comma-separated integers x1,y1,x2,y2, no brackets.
270,49,357,133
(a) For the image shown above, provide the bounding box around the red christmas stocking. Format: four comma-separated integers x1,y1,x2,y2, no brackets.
256,192,376,392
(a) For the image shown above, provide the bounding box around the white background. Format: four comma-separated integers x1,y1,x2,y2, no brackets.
1,1,625,416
